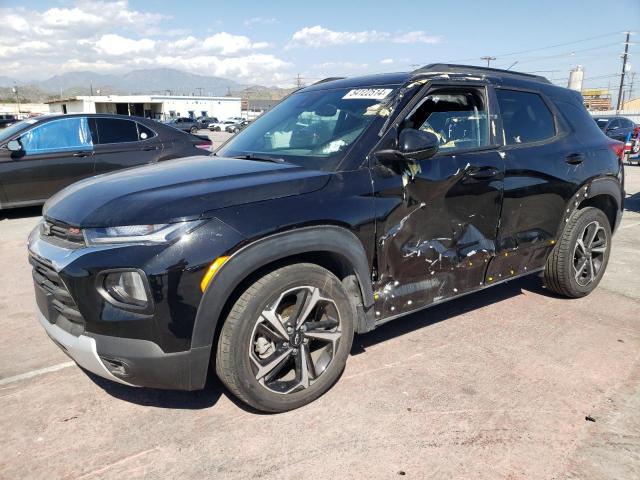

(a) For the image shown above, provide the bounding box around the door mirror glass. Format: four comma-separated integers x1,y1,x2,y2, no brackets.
7,139,22,152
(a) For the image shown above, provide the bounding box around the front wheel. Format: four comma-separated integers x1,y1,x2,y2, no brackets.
190,126,198,133
544,207,611,298
216,263,355,412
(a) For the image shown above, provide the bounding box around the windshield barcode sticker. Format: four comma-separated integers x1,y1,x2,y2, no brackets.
342,88,393,100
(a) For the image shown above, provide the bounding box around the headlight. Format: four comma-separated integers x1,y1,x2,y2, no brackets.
84,220,203,245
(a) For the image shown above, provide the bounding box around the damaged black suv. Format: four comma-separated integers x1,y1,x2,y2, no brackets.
29,64,624,412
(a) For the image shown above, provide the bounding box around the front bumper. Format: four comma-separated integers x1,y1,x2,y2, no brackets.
27,217,243,390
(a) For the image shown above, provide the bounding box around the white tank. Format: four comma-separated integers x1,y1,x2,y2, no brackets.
568,65,584,92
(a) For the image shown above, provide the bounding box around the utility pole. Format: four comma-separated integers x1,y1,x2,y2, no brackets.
480,56,496,67
195,87,203,96
616,31,631,111
295,73,304,88
90,83,93,96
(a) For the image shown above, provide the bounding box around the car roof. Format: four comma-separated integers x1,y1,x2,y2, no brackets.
301,63,554,93
27,113,159,124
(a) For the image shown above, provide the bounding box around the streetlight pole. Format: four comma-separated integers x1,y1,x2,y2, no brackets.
481,56,496,67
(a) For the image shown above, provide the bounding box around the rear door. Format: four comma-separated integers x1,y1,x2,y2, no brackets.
490,88,578,278
91,117,164,175
0,116,95,205
372,83,504,316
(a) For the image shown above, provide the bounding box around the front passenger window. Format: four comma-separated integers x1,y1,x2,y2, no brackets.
497,89,555,145
20,117,93,155
404,89,489,152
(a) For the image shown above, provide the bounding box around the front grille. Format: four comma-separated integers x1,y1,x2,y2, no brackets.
30,253,85,332
41,220,85,247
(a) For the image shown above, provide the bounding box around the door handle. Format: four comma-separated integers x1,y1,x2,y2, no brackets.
142,145,159,151
72,151,90,157
565,153,585,165
465,166,500,179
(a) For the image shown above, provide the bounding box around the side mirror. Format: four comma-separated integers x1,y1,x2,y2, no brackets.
7,139,22,152
375,128,440,166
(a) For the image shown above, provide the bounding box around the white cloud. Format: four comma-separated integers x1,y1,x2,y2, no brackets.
93,34,156,56
287,25,442,49
380,58,394,64
0,1,289,84
287,26,388,49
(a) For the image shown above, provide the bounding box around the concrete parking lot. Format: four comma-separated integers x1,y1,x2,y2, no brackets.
1,163,639,479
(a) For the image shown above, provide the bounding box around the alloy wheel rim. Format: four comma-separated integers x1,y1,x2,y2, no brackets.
249,286,341,394
572,220,607,287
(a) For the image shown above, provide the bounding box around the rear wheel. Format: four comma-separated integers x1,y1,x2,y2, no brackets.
189,126,198,133
216,263,355,412
544,207,611,298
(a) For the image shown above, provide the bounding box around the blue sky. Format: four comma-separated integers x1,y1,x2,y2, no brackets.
1,0,638,94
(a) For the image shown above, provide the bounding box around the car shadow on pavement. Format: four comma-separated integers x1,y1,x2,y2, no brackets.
624,192,640,214
86,370,226,410
353,274,548,353
0,205,42,220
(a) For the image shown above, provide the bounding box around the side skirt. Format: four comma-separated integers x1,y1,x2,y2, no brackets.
372,267,544,328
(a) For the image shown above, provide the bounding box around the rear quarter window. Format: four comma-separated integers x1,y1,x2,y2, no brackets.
554,100,605,138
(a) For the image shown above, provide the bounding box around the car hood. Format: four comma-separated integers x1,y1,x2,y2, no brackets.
44,156,331,227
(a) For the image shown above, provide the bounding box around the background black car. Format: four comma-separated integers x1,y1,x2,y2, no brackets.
0,113,211,209
197,116,218,129
163,117,201,133
0,114,17,128
594,116,637,142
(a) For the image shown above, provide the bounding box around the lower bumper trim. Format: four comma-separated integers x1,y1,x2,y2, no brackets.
36,307,134,386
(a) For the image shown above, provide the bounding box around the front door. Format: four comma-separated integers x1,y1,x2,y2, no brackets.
372,84,504,318
0,116,95,206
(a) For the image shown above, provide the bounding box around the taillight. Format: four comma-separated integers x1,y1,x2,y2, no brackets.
196,143,211,151
608,140,624,159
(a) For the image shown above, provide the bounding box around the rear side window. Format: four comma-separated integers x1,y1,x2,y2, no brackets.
497,89,555,145
93,118,139,144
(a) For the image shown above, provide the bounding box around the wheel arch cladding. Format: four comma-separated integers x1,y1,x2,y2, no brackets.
559,177,623,238
191,226,374,353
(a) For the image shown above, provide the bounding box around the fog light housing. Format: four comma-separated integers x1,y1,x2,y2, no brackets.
99,270,151,310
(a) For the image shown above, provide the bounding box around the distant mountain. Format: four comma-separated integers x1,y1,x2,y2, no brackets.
0,68,294,103
36,68,244,96
231,84,297,100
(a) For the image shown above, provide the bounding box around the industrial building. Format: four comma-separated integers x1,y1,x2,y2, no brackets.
46,94,242,121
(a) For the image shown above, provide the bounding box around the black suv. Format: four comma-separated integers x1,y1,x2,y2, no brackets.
29,64,624,412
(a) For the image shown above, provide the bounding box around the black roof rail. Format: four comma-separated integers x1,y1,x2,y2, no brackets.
411,63,551,84
313,77,346,85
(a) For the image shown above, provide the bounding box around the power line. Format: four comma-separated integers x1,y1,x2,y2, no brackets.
451,31,622,63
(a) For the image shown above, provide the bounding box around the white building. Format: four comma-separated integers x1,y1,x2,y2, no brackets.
46,95,242,120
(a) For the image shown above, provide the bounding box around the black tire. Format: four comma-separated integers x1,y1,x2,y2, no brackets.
216,263,355,412
190,126,198,133
543,207,611,298
214,126,221,132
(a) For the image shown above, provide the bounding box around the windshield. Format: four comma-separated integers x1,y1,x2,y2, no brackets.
217,86,396,170
0,119,36,143
595,118,609,129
